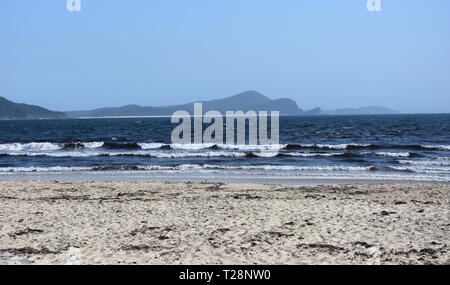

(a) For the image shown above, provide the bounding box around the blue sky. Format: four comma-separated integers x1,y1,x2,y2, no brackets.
1,0,449,113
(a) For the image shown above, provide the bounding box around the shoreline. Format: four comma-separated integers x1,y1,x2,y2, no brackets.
1,171,449,185
0,181,448,264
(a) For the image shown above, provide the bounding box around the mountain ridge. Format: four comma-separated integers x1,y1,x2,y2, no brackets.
0,92,401,120
66,91,304,118
0,96,68,120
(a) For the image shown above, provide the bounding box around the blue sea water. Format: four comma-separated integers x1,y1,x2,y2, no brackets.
0,114,449,181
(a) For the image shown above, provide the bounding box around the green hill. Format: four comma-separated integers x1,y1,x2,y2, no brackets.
0,96,68,120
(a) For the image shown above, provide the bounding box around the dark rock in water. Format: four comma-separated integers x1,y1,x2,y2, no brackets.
208,144,220,150
62,142,85,150
101,142,141,150
284,144,302,150
244,152,258,158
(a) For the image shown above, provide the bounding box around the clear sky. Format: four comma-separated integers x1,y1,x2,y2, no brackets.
1,0,449,113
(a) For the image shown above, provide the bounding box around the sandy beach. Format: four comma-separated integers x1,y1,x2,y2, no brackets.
0,181,448,265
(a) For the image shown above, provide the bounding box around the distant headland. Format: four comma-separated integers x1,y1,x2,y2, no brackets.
0,96,68,120
0,91,399,120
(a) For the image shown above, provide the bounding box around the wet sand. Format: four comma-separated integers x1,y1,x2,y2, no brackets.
0,170,441,185
0,181,448,264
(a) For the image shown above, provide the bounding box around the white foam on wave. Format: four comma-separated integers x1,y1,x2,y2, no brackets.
142,164,450,181
1,142,448,153
169,143,286,151
0,142,104,153
398,157,450,167
285,152,344,157
138,143,167,149
422,145,450,151
83,142,104,149
0,164,370,172
135,151,246,158
166,164,371,172
217,144,286,151
0,150,355,159
5,151,110,157
3,150,249,158
299,143,370,150
0,166,91,172
250,152,280,158
170,143,217,150
146,164,447,175
0,142,61,152
387,165,450,174
1,164,448,181
364,152,410,158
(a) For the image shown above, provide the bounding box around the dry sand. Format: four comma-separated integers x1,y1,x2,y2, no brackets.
0,181,448,265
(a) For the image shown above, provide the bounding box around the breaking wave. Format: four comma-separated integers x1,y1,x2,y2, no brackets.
0,142,449,152
283,143,450,151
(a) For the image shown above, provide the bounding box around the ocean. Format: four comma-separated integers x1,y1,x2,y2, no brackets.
0,114,449,182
